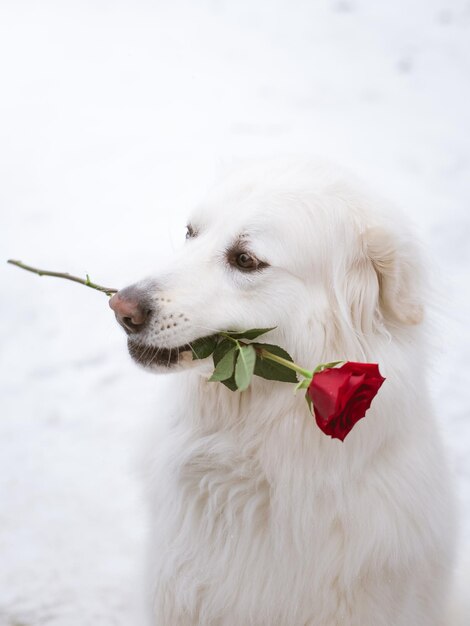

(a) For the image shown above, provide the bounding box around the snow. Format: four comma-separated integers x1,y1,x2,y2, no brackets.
0,0,469,623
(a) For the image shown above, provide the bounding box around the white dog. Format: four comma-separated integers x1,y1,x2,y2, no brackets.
110,159,457,625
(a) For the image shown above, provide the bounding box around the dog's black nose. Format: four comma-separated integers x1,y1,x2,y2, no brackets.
109,286,152,334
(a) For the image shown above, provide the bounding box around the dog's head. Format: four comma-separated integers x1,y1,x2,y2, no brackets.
110,160,424,373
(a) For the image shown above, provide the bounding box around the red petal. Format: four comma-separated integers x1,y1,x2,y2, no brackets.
309,362,385,440
307,368,350,423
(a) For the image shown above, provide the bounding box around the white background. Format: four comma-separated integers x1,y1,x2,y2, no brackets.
1,1,469,624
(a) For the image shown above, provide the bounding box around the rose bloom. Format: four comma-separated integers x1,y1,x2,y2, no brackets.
307,362,385,441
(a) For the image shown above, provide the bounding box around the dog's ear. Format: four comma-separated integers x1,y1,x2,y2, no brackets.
364,226,424,326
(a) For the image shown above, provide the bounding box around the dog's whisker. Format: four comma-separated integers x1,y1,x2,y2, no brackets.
148,346,163,367
185,341,199,359
141,343,154,363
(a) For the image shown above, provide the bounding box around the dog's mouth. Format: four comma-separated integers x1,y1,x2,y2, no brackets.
127,339,194,368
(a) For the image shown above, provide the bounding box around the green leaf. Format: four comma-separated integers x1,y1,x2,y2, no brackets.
191,335,218,360
252,343,298,383
223,327,276,341
234,345,256,391
221,372,239,391
213,338,235,366
209,347,237,382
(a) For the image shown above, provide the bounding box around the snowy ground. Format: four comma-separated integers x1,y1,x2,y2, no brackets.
1,1,469,624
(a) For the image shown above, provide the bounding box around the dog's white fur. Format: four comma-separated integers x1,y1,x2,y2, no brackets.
132,159,457,625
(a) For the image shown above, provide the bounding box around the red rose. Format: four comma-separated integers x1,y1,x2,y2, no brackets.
307,362,385,441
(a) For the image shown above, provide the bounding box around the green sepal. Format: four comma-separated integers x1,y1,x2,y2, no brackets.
313,360,344,374
234,345,256,391
191,335,218,360
305,390,313,413
294,378,311,392
252,343,298,383
209,347,237,382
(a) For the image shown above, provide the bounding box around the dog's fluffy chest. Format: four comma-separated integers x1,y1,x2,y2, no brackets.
147,413,449,626
143,371,455,625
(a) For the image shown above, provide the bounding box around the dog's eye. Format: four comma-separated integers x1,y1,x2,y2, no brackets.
227,245,269,273
235,252,257,270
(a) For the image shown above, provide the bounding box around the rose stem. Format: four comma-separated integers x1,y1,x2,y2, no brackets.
7,259,118,297
257,347,313,379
